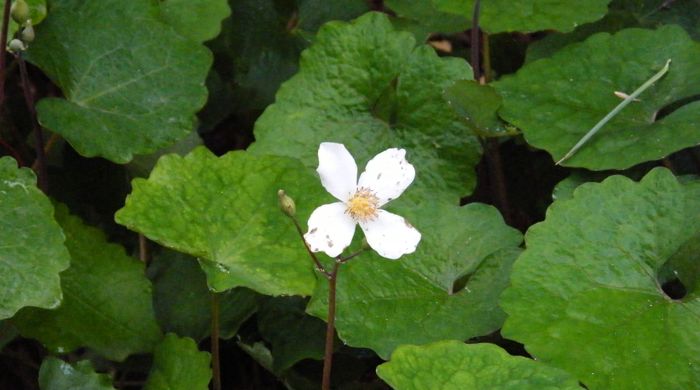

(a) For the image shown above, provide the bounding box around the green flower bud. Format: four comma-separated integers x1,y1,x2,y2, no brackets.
11,0,30,25
21,24,34,43
7,38,25,53
277,189,296,217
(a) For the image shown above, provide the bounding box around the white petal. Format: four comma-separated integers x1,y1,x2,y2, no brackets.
359,210,421,260
317,142,358,202
357,148,415,206
304,202,356,257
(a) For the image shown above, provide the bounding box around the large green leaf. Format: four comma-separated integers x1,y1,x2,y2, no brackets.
157,0,230,42
0,157,69,319
307,202,522,358
144,333,211,390
13,204,162,361
116,147,323,296
149,249,258,341
500,168,700,389
495,26,700,170
39,357,114,390
433,0,611,33
251,12,481,202
377,341,582,389
28,0,211,163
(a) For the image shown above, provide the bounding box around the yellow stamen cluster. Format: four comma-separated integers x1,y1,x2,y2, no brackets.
346,187,379,222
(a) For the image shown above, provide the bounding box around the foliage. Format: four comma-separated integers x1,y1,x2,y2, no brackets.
1,0,699,388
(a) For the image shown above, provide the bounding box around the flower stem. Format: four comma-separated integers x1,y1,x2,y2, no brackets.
337,248,367,264
322,261,340,390
17,53,48,193
0,0,12,107
211,292,221,390
290,216,331,278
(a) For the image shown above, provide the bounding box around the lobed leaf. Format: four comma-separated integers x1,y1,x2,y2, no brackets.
377,341,582,389
116,147,324,296
28,0,211,163
501,168,700,389
308,202,522,358
13,204,162,361
250,12,481,203
0,157,69,320
496,26,700,170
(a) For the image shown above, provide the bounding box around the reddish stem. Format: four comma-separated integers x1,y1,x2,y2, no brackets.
0,0,11,107
321,261,340,390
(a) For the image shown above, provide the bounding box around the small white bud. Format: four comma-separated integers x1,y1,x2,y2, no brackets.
8,39,26,53
21,24,34,43
277,189,296,217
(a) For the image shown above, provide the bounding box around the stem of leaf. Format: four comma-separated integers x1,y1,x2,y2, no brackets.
17,54,48,193
470,1,512,224
138,234,151,263
469,0,481,81
321,261,340,390
0,0,11,106
211,292,221,390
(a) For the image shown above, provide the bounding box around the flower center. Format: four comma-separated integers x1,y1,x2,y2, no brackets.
346,187,379,221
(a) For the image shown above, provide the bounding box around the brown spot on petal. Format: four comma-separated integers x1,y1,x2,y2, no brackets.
310,228,318,234
327,240,334,247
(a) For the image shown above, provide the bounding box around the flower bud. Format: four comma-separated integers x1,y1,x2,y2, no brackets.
11,0,30,25
21,24,34,43
277,189,296,217
7,38,25,53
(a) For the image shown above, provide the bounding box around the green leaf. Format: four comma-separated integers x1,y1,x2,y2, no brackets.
433,0,611,33
28,0,211,163
526,0,700,63
39,357,114,390
377,341,582,389
500,168,700,389
251,12,481,202
144,333,212,390
308,202,522,358
385,0,469,40
443,80,518,137
211,0,369,113
157,0,230,42
0,157,69,319
149,249,258,341
295,0,370,33
258,296,326,372
116,147,323,296
495,26,700,170
13,204,162,361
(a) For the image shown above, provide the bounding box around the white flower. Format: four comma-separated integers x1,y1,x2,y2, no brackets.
304,142,421,259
